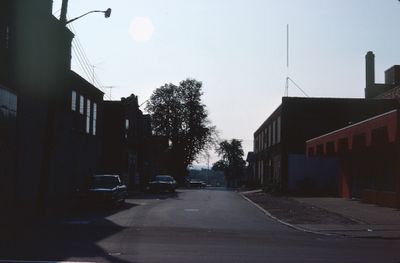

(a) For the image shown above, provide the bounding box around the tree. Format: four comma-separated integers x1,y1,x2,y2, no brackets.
212,139,246,187
146,78,216,184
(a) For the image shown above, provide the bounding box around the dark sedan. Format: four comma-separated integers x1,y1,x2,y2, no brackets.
189,180,207,188
86,175,127,206
148,175,177,193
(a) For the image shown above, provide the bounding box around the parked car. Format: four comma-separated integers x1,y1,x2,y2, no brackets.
148,175,177,193
85,174,128,206
189,180,207,188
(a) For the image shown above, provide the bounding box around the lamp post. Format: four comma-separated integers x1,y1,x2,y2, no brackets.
59,0,111,25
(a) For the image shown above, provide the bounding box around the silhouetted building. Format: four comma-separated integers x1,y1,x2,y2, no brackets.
142,134,170,184
253,97,399,195
0,0,104,212
0,86,17,209
245,152,257,186
365,51,400,99
100,94,146,190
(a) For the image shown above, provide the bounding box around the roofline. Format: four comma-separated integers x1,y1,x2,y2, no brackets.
306,109,399,143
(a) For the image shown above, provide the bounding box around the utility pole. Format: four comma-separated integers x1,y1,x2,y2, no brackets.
60,0,69,24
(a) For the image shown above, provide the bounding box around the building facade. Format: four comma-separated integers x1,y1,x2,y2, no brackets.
306,110,400,208
253,97,399,195
0,0,105,212
100,94,146,190
305,52,400,207
0,86,17,209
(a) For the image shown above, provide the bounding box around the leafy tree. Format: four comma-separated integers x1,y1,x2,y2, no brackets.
213,139,246,187
146,78,216,184
211,160,228,171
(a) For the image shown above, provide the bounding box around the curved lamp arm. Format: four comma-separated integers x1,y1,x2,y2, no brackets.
65,8,111,25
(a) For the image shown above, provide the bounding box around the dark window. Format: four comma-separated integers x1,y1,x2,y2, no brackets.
371,127,389,146
338,138,349,153
326,141,335,155
352,133,366,150
316,144,324,155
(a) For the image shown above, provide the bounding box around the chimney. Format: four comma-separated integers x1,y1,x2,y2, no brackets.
365,51,375,98
366,51,375,87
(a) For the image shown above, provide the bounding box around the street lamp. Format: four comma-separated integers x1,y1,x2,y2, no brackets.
65,8,112,25
59,0,111,25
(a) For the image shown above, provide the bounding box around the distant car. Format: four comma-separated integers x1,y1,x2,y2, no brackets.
148,175,177,193
189,180,206,188
86,175,127,206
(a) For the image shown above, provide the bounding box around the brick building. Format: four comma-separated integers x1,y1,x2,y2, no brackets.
306,52,400,208
252,97,399,195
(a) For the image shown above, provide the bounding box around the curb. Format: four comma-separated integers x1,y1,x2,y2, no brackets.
238,192,379,239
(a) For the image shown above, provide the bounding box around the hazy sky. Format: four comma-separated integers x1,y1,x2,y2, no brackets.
52,0,400,165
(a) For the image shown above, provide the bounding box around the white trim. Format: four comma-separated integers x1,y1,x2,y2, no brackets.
306,109,398,143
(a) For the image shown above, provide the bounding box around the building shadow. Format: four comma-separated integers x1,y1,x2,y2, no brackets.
0,217,134,263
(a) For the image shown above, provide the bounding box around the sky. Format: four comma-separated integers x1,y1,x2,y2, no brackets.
52,0,400,166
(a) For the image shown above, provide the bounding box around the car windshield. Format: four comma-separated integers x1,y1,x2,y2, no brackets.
154,175,174,182
91,176,120,189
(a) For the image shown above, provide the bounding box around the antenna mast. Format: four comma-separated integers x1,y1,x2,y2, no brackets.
285,24,289,96
284,24,309,98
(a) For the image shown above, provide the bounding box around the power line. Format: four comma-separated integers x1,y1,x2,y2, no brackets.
66,19,111,100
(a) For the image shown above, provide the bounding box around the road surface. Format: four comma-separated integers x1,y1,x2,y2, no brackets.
1,188,399,262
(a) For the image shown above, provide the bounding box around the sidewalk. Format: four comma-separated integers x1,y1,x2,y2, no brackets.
242,190,400,239
294,197,400,238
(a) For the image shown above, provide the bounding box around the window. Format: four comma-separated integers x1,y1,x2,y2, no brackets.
261,131,264,150
71,90,77,111
277,116,281,143
5,26,9,49
264,129,267,149
268,125,271,147
86,99,91,134
79,95,84,114
92,103,97,135
125,119,129,138
272,120,276,145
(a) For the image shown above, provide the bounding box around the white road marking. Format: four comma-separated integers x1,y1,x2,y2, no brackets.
184,209,199,212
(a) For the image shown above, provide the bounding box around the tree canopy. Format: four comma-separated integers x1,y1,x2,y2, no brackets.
212,139,246,187
146,78,216,183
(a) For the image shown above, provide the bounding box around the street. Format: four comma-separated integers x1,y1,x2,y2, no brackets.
1,188,400,263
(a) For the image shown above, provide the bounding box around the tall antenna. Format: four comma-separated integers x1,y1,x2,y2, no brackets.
287,24,289,68
285,24,289,96
284,24,309,98
103,86,115,100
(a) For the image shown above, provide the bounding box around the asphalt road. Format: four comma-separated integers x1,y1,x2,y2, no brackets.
1,188,400,263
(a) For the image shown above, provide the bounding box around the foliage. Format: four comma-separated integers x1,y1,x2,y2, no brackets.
213,139,246,187
146,78,216,182
211,159,228,171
